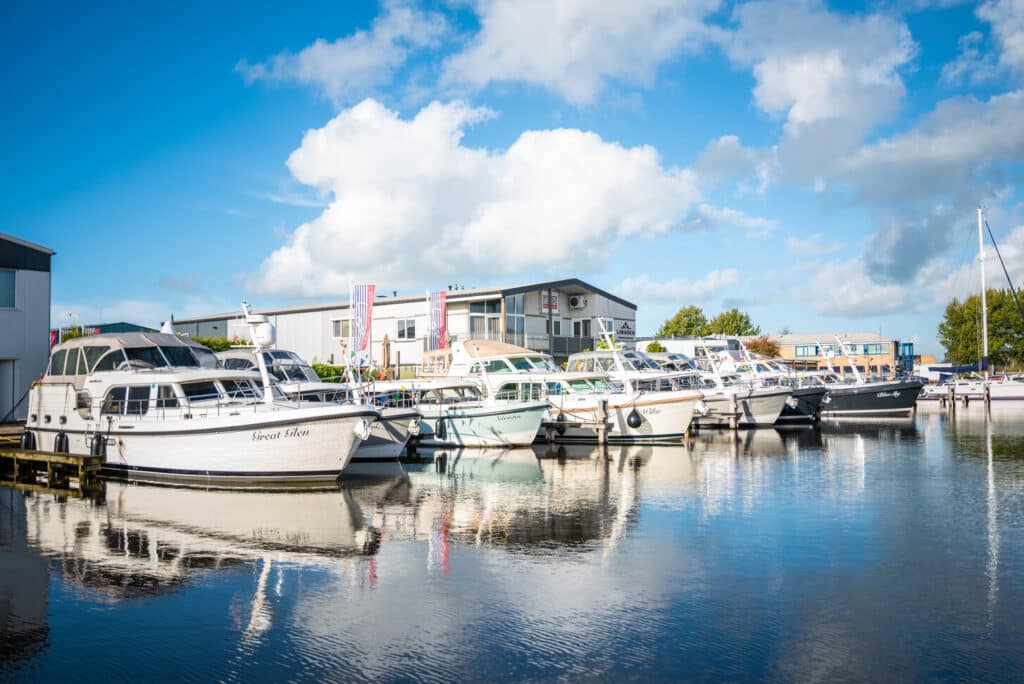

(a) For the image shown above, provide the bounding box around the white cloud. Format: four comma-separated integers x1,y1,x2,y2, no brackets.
249,99,702,297
236,1,448,104
685,203,778,237
616,270,739,305
978,0,1024,72
941,31,998,84
442,0,720,105
784,234,842,255
723,1,916,134
692,135,777,194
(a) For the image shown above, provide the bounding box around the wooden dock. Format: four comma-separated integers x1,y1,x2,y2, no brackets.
0,444,103,494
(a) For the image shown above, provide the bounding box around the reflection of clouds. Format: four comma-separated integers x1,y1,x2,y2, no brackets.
986,420,999,630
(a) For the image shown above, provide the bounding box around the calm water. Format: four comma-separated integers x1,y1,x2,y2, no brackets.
3,404,1024,682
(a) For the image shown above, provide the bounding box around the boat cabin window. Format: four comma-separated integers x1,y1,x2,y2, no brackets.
507,357,534,371
47,349,67,376
222,358,255,371
569,359,587,373
180,381,221,403
75,348,89,375
124,347,168,369
418,386,482,404
92,349,128,372
485,359,512,373
495,382,544,401
546,381,566,396
374,390,415,408
189,347,219,369
156,385,178,409
82,346,110,373
102,386,151,415
568,379,594,391
160,346,199,368
528,356,557,371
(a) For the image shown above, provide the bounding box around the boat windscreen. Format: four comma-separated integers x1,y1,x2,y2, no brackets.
507,357,535,370
160,346,200,368
124,347,169,369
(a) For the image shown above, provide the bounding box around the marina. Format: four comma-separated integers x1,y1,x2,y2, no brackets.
3,403,1024,680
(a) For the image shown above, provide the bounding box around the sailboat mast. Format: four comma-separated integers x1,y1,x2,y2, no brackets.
978,207,989,378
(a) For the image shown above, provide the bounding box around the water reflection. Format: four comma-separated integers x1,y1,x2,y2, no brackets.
0,489,49,668
3,411,1024,680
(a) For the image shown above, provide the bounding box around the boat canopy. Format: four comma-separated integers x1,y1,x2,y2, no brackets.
45,332,218,378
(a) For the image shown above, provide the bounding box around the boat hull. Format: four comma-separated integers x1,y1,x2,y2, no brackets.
416,401,549,447
546,392,700,443
28,407,376,485
351,407,420,462
696,388,790,428
777,386,826,423
820,380,924,416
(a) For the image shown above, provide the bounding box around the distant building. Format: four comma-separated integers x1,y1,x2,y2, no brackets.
173,278,637,368
0,233,54,421
774,332,914,375
52,321,157,337
636,331,915,376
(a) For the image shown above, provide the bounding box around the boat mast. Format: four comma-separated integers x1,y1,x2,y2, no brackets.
978,206,989,379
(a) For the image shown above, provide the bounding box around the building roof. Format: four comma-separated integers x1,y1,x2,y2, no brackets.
0,232,55,272
776,332,895,346
173,278,636,324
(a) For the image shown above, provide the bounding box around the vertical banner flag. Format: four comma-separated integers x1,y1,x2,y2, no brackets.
429,291,447,349
351,284,375,352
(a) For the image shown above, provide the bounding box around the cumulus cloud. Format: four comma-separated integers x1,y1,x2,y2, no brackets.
978,0,1024,72
249,99,702,297
722,1,916,135
784,234,842,255
692,135,777,194
941,31,998,84
442,0,720,105
236,1,448,104
615,270,739,305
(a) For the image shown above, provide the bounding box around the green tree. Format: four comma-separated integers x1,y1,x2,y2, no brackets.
705,308,761,336
937,288,1024,368
645,340,666,353
745,335,780,357
656,305,708,337
596,337,621,350
60,328,90,343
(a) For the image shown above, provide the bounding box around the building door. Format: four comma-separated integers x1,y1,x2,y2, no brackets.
0,360,13,422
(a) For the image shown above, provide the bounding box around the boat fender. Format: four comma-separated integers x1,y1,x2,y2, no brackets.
19,431,35,451
555,412,567,435
785,396,799,409
90,432,106,458
627,408,643,429
354,419,372,441
434,418,447,441
54,432,69,453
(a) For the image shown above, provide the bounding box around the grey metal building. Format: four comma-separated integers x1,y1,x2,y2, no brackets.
0,233,54,421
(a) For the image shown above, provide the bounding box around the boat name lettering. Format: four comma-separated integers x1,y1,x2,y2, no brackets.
252,426,311,441
876,391,901,398
638,407,661,416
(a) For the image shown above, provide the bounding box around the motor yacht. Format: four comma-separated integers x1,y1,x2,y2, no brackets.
21,332,378,484
216,347,420,465
370,377,549,448
435,340,703,442
813,338,923,417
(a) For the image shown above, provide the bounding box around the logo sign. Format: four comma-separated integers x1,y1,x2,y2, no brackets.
617,321,635,342
540,292,559,314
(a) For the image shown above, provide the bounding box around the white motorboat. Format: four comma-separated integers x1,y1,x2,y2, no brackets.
217,347,421,464
21,323,378,485
371,378,549,448
434,340,703,442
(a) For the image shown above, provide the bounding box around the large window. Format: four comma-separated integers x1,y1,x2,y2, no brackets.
862,343,885,355
397,319,416,340
332,319,351,338
470,300,502,340
795,345,818,358
573,319,591,338
0,269,13,308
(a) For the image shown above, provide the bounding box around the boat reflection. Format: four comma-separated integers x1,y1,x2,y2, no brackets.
21,482,384,599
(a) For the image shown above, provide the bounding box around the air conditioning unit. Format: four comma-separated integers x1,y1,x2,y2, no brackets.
568,295,587,309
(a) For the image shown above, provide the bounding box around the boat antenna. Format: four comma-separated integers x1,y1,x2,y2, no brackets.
241,300,275,405
835,335,864,385
817,340,837,376
978,207,990,378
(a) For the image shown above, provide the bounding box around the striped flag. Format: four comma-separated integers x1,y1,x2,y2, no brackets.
351,284,375,352
429,291,447,349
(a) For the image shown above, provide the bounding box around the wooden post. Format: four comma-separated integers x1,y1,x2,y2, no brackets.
984,383,991,408
729,394,738,431
597,399,608,448
948,383,956,414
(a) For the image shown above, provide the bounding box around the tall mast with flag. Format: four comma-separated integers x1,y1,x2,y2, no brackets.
428,290,447,350
349,282,376,369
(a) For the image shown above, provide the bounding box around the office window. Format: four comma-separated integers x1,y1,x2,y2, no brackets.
0,269,13,308
398,319,416,340
332,319,351,338
795,345,818,358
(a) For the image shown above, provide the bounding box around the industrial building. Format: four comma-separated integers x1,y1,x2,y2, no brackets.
173,279,637,369
0,233,53,421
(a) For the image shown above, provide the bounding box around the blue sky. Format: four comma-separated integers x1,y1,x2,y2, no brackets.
4,0,1024,354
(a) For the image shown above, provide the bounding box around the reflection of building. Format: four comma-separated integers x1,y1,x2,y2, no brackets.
0,489,49,666
172,278,636,367
0,233,53,421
